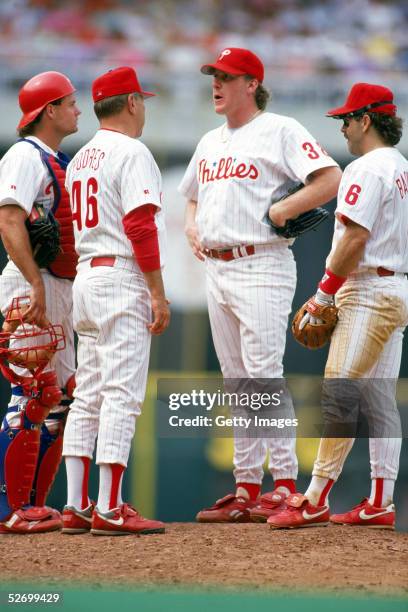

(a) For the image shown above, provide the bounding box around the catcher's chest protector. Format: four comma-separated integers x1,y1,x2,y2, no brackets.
21,139,78,280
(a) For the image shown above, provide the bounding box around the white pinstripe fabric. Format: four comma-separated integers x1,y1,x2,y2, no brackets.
65,129,166,266
62,264,152,466
0,137,56,219
313,274,408,481
206,245,298,483
178,112,338,249
330,147,408,273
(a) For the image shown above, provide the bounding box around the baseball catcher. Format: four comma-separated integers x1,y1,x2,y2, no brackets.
0,70,79,534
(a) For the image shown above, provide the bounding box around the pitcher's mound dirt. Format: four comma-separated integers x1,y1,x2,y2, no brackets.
1,523,407,595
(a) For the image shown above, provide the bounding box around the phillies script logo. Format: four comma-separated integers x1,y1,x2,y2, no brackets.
198,158,259,184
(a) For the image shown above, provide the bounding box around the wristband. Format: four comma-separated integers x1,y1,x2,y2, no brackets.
318,268,346,295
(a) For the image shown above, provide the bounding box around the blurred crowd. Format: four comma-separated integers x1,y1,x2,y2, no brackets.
1,0,407,95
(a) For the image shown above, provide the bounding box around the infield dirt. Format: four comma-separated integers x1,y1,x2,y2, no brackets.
1,523,407,595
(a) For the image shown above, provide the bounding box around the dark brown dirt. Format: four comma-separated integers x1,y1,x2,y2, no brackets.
1,523,407,595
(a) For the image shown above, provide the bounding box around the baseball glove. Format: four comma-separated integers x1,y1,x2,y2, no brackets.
268,183,329,239
25,204,61,268
292,296,338,349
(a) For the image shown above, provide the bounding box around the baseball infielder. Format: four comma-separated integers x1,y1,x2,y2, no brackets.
0,71,79,533
269,83,408,530
62,66,170,536
179,47,341,522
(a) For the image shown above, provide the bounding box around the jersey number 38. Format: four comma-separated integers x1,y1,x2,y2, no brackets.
71,178,99,230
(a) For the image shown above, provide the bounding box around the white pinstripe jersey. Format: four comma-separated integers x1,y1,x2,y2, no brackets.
0,136,56,215
330,147,408,272
0,137,58,274
178,112,338,249
65,129,166,266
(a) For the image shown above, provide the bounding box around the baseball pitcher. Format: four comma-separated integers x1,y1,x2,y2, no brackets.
179,48,341,522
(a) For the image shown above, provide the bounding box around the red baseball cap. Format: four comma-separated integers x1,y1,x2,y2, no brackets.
92,66,155,102
201,48,264,83
327,83,396,118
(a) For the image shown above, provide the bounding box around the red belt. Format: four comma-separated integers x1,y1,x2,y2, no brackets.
204,245,255,262
377,267,408,278
90,256,116,267
377,267,396,277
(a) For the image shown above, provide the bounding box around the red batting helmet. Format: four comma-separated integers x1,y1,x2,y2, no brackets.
18,71,76,129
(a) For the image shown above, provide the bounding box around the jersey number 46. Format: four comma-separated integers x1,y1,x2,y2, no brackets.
71,179,99,230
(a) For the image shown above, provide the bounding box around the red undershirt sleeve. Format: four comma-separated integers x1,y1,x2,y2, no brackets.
122,204,161,272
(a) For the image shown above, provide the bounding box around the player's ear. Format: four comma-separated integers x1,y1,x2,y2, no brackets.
43,102,58,122
361,113,372,132
247,78,258,95
127,93,135,113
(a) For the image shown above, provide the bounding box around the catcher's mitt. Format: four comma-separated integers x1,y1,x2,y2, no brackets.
292,296,338,349
25,204,61,268
268,183,329,239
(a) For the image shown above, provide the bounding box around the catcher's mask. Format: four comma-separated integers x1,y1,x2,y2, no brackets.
0,296,65,382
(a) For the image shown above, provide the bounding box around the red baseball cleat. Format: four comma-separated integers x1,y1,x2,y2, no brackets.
196,493,257,523
330,498,395,529
62,502,95,534
91,503,165,536
0,506,62,534
249,490,287,523
267,493,330,529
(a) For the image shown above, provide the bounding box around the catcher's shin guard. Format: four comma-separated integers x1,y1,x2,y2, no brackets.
30,373,70,506
0,403,45,520
0,372,62,520
30,417,65,507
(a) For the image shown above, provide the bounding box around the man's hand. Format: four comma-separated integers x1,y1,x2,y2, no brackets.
184,199,205,261
185,223,205,261
148,297,171,335
24,279,49,328
292,289,338,350
299,289,334,329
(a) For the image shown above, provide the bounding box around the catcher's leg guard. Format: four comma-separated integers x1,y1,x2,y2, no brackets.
29,373,72,506
30,416,65,507
30,372,75,506
0,401,49,521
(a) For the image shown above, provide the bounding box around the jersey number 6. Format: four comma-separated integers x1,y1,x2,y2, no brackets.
71,178,99,230
344,183,362,206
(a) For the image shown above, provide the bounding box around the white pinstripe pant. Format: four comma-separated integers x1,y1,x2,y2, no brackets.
313,273,408,481
0,267,75,420
206,245,298,484
62,261,152,466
